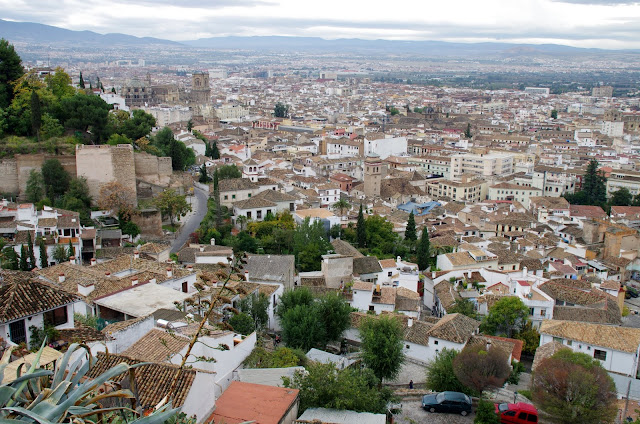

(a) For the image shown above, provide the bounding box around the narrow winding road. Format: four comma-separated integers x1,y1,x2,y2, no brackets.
171,185,209,253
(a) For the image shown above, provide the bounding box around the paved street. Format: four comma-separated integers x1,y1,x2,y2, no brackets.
170,186,208,253
394,400,474,424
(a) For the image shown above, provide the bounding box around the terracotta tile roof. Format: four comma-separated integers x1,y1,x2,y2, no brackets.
434,280,462,310
404,320,434,346
395,287,420,312
466,335,521,361
330,239,364,258
208,381,299,424
138,242,171,254
352,281,373,291
379,259,397,269
600,280,621,290
484,335,523,361
87,352,196,408
353,256,383,275
102,316,148,335
570,205,607,219
122,328,189,362
427,313,480,344
374,286,396,305
58,324,107,343
540,320,640,353
0,271,78,323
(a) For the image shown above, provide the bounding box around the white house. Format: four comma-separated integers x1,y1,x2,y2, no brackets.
364,136,407,159
539,320,640,377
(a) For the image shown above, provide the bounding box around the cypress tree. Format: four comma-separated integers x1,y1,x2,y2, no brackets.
79,71,85,89
30,91,41,138
213,169,222,228
211,141,220,159
19,245,28,271
356,204,366,248
39,238,48,268
67,239,74,259
417,226,431,271
27,232,36,269
405,211,417,241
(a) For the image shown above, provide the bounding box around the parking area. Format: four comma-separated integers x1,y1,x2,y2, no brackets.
394,400,474,424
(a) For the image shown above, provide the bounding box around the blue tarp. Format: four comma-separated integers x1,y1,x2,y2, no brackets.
397,201,442,216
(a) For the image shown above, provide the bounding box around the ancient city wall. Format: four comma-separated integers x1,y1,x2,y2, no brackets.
134,152,172,185
76,144,136,204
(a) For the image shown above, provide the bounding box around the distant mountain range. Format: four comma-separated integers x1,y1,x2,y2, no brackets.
2,19,639,57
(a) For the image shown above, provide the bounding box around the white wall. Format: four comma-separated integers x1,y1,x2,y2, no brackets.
539,333,638,376
160,273,198,293
351,289,373,312
105,315,155,353
182,371,218,423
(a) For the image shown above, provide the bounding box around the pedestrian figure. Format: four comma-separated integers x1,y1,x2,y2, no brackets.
409,380,414,389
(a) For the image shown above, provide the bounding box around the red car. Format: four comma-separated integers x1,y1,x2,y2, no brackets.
494,402,538,424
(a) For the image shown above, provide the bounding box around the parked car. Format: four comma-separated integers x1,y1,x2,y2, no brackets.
422,391,472,416
494,402,538,423
628,287,639,298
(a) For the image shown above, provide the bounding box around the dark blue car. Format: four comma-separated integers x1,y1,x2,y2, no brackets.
422,391,472,416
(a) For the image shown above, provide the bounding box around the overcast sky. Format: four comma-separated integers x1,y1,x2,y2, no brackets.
2,0,640,49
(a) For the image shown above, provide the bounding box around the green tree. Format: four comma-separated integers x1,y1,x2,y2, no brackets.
365,214,398,256
66,177,92,208
19,244,29,271
217,164,242,180
581,159,607,206
276,287,314,320
533,349,616,424
317,292,352,342
210,141,220,159
425,348,474,395
41,159,70,200
198,164,211,183
239,292,270,331
0,38,24,109
187,119,193,132
25,169,44,204
40,113,64,140
280,304,327,351
359,315,405,382
293,217,331,271
229,312,255,335
2,246,19,270
405,211,417,241
27,232,36,269
154,189,192,228
610,187,632,206
52,244,68,263
416,226,431,270
464,123,472,138
67,239,74,259
453,343,511,394
514,321,541,356
475,399,500,424
79,71,85,89
30,91,42,138
331,198,350,221
283,362,393,415
480,296,529,338
57,93,112,143
39,237,48,268
119,109,156,141
550,109,558,119
448,298,477,319
356,204,366,248
45,67,75,100
274,102,289,118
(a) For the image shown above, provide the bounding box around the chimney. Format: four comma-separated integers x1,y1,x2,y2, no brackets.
211,238,216,246
396,256,401,264
466,270,472,278
431,271,436,278
522,266,528,277
245,270,250,281
131,277,139,286
133,250,140,260
77,282,95,297
105,272,111,278
200,246,205,252
187,265,193,271
167,267,173,278
69,256,75,265
59,273,65,283
90,258,96,266
407,318,413,327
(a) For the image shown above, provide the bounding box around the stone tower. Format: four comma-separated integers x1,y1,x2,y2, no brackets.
364,154,382,198
191,71,210,104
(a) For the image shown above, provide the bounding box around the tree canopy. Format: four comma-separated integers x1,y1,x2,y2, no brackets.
41,159,70,201
153,189,191,228
359,315,405,382
0,38,24,109
480,296,530,338
533,349,617,424
425,348,475,395
453,343,511,394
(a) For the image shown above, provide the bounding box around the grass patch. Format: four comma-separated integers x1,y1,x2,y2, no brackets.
163,224,177,233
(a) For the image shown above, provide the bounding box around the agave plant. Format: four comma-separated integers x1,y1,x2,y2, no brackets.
0,342,179,424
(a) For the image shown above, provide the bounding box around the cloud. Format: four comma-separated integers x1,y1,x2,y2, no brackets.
549,0,639,4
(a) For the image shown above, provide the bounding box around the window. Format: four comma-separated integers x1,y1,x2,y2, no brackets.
44,306,68,327
504,411,517,417
434,340,438,345
368,305,375,311
247,212,252,219
232,194,236,199
182,282,188,293
388,271,392,277
527,414,538,423
257,210,262,219
540,309,546,317
594,349,607,361
518,413,528,420
406,344,410,349
248,193,251,197
529,308,534,316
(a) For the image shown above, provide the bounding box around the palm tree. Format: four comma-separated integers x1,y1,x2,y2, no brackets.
332,198,351,221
